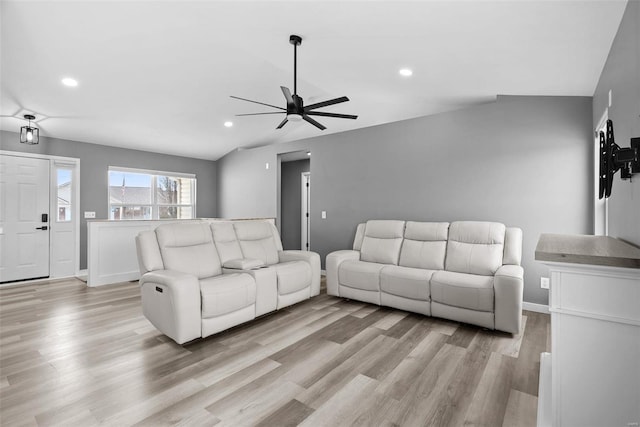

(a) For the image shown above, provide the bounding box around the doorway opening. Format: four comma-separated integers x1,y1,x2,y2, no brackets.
278,151,311,250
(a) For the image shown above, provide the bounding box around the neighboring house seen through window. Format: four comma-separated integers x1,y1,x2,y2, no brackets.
108,167,196,220
57,168,72,222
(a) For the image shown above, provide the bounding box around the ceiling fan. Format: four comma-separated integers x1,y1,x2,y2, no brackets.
231,35,358,131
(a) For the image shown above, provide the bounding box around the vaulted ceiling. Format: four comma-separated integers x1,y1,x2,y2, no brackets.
0,1,627,160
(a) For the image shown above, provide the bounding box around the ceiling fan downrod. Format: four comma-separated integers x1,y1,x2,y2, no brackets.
290,35,302,96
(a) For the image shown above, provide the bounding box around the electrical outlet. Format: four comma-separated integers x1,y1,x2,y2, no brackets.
540,277,550,289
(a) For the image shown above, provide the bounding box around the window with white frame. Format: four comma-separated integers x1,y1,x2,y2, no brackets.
108,167,196,220
57,168,73,222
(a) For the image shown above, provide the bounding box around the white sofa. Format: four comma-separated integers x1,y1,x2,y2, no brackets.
326,220,523,334
135,220,320,344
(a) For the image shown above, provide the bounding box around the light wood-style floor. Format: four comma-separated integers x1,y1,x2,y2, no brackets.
0,278,549,426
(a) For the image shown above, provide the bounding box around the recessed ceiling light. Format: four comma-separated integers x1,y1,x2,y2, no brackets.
61,77,78,87
224,121,233,127
306,151,311,156
399,68,413,77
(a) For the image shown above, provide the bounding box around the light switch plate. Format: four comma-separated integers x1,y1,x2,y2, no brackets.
84,211,96,219
321,211,327,219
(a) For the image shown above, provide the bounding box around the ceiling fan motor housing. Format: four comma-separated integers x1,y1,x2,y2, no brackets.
288,94,304,115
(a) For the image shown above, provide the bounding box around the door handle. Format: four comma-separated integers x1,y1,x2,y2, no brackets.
36,226,48,230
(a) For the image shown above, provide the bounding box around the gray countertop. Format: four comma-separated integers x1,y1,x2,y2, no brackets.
535,234,640,269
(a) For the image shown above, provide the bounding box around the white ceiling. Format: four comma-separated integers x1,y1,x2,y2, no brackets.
0,0,627,160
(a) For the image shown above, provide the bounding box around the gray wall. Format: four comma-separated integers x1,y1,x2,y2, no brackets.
0,130,217,269
217,95,594,306
592,0,640,247
281,159,310,250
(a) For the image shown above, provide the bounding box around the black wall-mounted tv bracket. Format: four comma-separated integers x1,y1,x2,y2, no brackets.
611,136,640,180
599,120,639,199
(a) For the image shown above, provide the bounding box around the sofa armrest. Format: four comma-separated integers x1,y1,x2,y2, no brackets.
278,250,321,296
494,265,524,334
139,270,201,344
326,250,360,296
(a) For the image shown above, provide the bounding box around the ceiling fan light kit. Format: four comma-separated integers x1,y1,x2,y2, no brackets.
20,114,39,145
231,34,358,130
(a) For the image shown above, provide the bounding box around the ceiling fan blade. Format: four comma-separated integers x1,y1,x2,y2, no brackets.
236,112,286,116
276,117,289,129
302,115,326,130
304,96,349,111
230,95,286,111
281,86,294,105
306,111,358,120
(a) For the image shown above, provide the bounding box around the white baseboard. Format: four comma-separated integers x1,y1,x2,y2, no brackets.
76,269,88,283
523,301,550,314
0,273,81,288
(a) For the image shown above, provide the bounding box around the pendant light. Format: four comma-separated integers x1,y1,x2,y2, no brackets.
20,114,39,145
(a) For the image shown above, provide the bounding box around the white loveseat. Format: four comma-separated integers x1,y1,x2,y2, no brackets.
135,220,320,344
326,220,523,334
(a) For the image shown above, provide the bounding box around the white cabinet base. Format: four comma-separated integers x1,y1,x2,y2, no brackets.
537,262,640,427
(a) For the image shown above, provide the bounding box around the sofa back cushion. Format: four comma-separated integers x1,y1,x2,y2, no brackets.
233,221,280,266
360,220,405,265
155,222,222,279
136,230,164,274
503,227,523,266
445,221,505,276
210,222,244,264
399,222,449,270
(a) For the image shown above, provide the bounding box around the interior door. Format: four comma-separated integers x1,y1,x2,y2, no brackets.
301,172,310,251
0,155,50,283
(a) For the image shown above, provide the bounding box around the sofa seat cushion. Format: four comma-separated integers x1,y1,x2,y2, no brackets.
271,261,312,295
200,273,256,318
338,260,384,292
431,271,494,312
380,265,434,301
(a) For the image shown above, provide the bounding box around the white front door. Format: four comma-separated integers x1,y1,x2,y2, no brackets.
0,155,50,282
